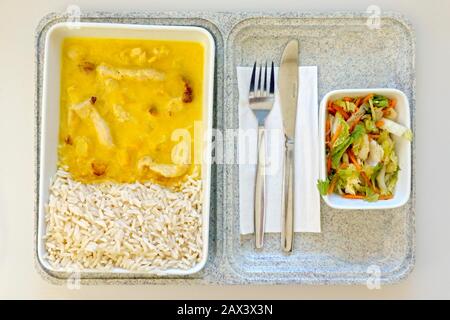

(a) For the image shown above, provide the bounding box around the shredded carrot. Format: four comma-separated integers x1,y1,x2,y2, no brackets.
361,171,373,188
389,99,397,108
332,104,350,120
383,108,392,116
362,94,374,104
372,184,379,194
343,194,392,200
347,149,373,188
328,100,333,109
368,133,380,139
347,149,362,171
340,162,349,169
375,120,384,128
327,105,336,115
343,97,353,102
326,118,331,137
330,124,343,146
327,100,335,112
342,194,365,199
327,175,339,195
355,97,362,107
327,156,332,174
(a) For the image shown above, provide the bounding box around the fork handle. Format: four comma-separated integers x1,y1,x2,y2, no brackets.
254,126,266,249
281,140,295,252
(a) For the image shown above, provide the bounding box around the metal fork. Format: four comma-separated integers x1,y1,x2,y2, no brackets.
248,61,275,249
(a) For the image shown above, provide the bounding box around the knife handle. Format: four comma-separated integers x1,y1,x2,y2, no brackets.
254,126,266,249
281,140,295,252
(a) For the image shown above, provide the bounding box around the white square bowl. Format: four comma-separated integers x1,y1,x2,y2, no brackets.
319,88,411,210
38,22,215,276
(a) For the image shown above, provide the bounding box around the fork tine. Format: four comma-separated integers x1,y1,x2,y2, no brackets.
269,61,275,96
257,63,263,96
249,61,257,96
263,61,268,96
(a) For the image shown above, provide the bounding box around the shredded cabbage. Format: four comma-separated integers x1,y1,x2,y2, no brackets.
344,101,357,113
367,140,384,166
334,100,346,109
380,118,413,141
386,151,399,174
364,118,379,133
376,165,388,195
386,170,399,194
353,134,370,161
332,113,349,148
337,164,362,195
331,124,365,169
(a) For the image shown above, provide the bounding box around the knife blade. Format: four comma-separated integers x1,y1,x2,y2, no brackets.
279,40,299,140
278,39,299,252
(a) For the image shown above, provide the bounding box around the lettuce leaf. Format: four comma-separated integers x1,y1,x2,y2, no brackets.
364,187,380,202
317,179,329,196
386,170,399,194
368,162,383,186
350,124,366,141
372,95,389,108
364,118,379,133
378,130,390,144
331,124,366,169
364,163,383,186
369,99,384,121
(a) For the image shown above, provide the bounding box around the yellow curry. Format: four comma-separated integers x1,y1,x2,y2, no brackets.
58,38,204,184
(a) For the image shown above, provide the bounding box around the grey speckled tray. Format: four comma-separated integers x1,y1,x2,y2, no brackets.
34,11,415,285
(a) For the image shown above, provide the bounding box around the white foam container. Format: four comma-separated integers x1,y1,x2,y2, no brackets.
319,88,411,210
37,22,215,276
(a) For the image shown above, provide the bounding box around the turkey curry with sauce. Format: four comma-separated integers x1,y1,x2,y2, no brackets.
58,38,204,185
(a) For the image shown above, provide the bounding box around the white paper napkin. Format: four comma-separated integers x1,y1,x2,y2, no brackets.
238,66,321,234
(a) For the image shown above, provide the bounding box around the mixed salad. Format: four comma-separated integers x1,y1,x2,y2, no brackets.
317,94,412,202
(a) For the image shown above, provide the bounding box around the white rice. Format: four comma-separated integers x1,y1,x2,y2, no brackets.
44,168,203,272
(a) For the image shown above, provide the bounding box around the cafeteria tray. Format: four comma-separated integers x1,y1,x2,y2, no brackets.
34,11,415,285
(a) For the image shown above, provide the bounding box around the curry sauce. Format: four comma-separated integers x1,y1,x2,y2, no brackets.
58,37,204,184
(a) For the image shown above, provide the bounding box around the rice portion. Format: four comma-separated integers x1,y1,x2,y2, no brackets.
44,168,203,272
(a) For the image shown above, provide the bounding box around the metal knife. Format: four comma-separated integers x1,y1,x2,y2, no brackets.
278,39,299,252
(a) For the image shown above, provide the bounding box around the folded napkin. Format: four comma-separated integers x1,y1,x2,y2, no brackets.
238,66,321,234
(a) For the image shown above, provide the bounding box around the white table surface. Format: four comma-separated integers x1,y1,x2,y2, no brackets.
0,0,449,299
